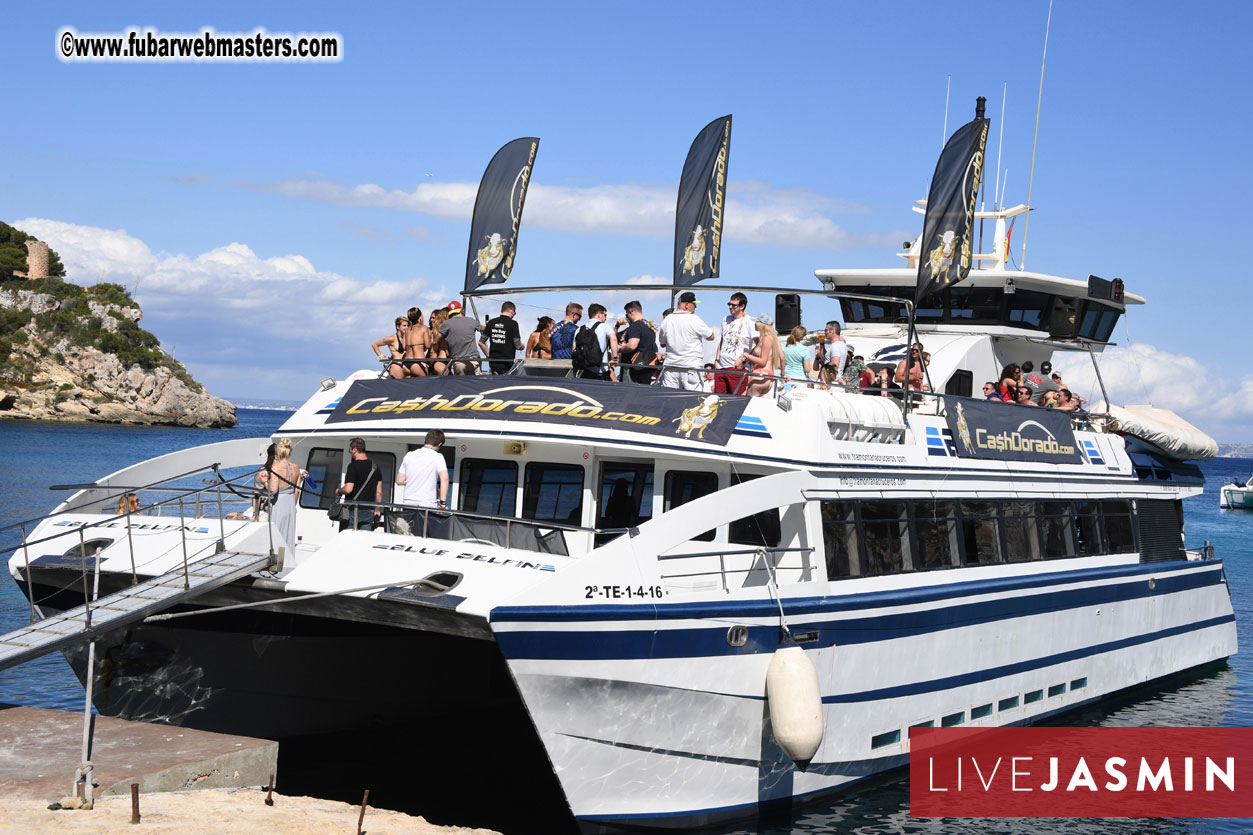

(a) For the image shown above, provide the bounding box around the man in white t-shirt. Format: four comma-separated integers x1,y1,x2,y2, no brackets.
657,291,715,391
397,429,449,531
816,320,848,383
714,291,757,394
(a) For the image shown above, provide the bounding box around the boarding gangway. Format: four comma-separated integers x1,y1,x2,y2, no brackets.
0,548,274,674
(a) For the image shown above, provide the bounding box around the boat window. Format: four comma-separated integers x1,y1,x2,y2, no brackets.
861,501,909,574
1001,500,1041,563
1101,500,1137,554
1038,501,1076,558
944,370,973,398
663,470,718,542
728,473,781,547
597,463,654,528
1074,500,1104,555
300,447,344,510
912,500,960,570
459,459,517,516
1007,290,1052,329
596,463,654,546
1077,301,1121,342
959,501,1002,565
522,463,584,525
948,286,1003,322
820,501,859,578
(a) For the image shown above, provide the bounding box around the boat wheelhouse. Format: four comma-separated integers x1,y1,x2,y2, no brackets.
4,200,1234,832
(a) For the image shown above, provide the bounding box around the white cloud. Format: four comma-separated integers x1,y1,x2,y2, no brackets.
247,177,899,250
9,217,447,399
1052,343,1253,441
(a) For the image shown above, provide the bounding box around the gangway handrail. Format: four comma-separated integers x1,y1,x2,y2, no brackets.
0,466,260,556
0,463,258,539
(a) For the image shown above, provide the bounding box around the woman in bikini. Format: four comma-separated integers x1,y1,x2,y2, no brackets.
427,308,451,376
526,316,554,359
371,317,410,379
403,307,432,377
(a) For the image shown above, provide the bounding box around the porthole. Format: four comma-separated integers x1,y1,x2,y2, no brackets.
727,625,748,647
412,571,462,596
62,539,112,559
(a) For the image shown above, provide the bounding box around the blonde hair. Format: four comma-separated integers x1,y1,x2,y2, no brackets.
757,323,784,373
275,439,293,461
787,325,806,346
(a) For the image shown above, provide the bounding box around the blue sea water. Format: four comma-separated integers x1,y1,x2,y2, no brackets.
0,415,1249,831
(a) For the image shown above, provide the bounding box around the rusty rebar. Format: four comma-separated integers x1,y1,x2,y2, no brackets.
356,789,370,834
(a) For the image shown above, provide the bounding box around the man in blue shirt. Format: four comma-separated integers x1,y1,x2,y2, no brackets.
550,302,583,360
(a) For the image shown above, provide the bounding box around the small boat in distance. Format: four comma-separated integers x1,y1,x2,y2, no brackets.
1219,476,1253,509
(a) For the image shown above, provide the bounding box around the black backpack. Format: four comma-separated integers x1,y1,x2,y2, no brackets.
571,322,603,372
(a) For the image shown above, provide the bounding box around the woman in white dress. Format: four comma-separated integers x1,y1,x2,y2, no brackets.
267,439,302,555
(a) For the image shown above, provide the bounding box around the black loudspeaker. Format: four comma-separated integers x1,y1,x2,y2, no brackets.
775,293,801,333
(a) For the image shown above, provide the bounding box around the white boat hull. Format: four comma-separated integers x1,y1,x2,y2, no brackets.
492,558,1236,829
1219,484,1253,509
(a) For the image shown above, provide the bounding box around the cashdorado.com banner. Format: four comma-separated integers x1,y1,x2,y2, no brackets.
326,377,750,446
943,396,1084,464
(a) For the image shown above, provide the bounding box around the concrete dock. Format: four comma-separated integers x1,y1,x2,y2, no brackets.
0,703,277,802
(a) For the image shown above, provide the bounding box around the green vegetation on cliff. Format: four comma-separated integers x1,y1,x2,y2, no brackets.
0,230,200,392
0,221,65,280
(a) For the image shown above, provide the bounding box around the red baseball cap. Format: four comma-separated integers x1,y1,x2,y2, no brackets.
447,300,463,315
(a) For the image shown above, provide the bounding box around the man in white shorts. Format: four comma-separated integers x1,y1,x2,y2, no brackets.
658,291,715,391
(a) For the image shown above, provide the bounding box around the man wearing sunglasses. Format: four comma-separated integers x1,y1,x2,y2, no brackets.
894,342,925,391
713,292,756,394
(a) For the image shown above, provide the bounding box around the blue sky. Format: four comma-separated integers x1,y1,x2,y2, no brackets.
4,2,1252,437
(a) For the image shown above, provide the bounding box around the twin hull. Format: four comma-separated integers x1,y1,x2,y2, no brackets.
22,529,1237,830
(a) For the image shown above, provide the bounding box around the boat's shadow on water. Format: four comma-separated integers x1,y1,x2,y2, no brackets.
275,690,578,835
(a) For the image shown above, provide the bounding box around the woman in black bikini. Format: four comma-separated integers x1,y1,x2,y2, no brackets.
372,317,411,379
403,307,431,377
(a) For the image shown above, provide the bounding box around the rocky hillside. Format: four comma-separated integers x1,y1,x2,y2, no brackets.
0,279,235,428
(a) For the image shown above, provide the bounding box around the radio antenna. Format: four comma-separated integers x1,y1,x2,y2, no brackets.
1020,0,1053,271
941,75,952,150
993,82,1007,211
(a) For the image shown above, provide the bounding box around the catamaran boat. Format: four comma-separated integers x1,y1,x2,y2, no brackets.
3,199,1234,831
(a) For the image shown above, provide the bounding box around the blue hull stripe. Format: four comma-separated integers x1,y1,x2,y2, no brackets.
823,614,1234,703
492,564,1223,661
492,559,1218,623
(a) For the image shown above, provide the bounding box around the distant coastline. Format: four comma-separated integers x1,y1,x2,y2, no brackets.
227,397,302,412
1216,444,1253,459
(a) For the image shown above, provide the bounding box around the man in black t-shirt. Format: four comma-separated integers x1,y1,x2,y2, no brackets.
479,301,523,374
618,300,658,384
336,438,383,530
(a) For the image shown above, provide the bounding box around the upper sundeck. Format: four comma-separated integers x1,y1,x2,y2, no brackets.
817,204,1142,343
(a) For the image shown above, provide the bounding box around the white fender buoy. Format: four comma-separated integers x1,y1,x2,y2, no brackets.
765,638,824,769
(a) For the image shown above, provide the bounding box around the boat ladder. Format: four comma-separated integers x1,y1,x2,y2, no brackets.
0,549,273,674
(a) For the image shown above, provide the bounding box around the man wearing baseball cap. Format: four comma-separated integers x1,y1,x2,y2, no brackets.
438,299,485,374
657,291,714,390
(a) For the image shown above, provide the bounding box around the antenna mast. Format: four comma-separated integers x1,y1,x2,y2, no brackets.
993,82,1007,211
1021,0,1053,271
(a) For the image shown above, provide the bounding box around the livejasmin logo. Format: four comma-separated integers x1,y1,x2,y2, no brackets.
910,727,1253,817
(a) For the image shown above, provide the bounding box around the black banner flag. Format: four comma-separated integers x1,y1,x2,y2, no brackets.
915,116,989,305
674,115,731,285
464,137,539,294
325,376,750,447
943,396,1083,464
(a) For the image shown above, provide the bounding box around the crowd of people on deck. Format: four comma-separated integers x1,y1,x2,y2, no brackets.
984,360,1086,411
367,294,1088,410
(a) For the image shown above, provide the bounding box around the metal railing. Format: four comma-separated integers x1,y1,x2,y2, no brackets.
329,498,626,556
658,545,815,592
